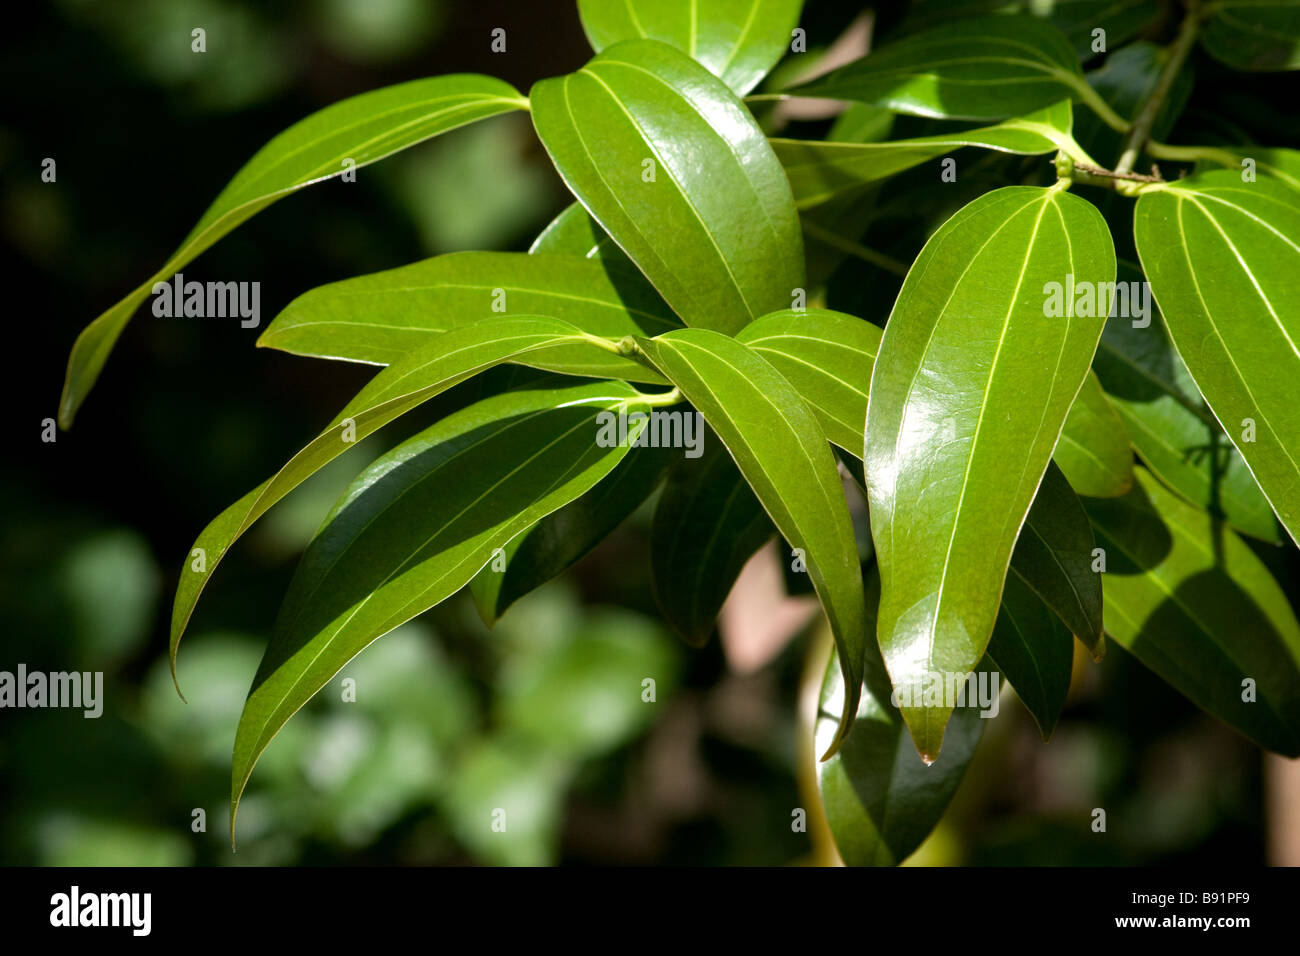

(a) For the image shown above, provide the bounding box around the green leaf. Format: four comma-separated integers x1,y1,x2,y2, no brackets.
986,573,1074,739
1134,170,1300,544
650,434,775,646
57,74,526,429
1092,275,1282,543
772,100,1076,209
790,16,1086,121
1202,1,1300,71
865,184,1115,760
259,251,678,383
232,381,654,830
1009,462,1105,656
529,202,620,259
170,316,598,682
1084,468,1300,756
531,39,804,335
736,308,881,452
577,0,803,96
816,571,987,866
634,329,866,754
1054,370,1134,499
471,444,674,625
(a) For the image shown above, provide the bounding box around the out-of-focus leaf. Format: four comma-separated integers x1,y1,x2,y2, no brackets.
531,39,804,334
577,0,804,95
58,74,527,428
1202,2,1300,71
650,434,774,646
1085,468,1300,756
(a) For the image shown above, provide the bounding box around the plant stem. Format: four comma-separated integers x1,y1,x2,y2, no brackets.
801,220,910,277
1114,0,1204,175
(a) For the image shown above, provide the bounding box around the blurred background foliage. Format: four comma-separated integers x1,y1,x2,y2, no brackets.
1,0,1292,865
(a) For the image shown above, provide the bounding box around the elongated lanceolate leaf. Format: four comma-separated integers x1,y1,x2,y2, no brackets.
232,382,654,832
531,39,804,335
58,74,526,428
1134,171,1300,544
790,16,1087,121
635,329,866,754
577,0,803,96
529,202,621,260
1054,371,1134,499
865,184,1115,761
986,573,1073,739
1085,468,1300,756
170,317,599,683
772,101,1076,209
259,251,679,383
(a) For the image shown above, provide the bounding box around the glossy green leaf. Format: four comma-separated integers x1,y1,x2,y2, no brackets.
1202,1,1300,71
635,329,866,754
1093,281,1281,543
259,251,678,383
1085,468,1300,756
816,571,987,866
170,316,599,682
577,0,803,96
529,202,620,259
865,184,1115,760
772,100,1075,209
790,16,1086,121
232,382,654,829
1134,170,1300,544
471,444,674,625
650,434,775,646
1009,462,1105,656
1054,370,1134,499
531,39,804,335
986,572,1074,739
736,308,881,451
58,74,526,429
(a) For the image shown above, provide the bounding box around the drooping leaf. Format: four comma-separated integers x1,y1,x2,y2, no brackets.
986,572,1074,739
865,184,1115,760
259,251,678,383
816,571,988,867
1009,462,1105,656
1084,468,1300,756
471,443,675,625
577,0,804,95
1054,370,1134,499
772,100,1075,209
1092,275,1282,543
58,74,527,429
736,308,881,451
650,433,775,646
232,382,654,830
170,316,600,681
1134,170,1300,543
1201,1,1300,71
531,39,804,335
789,16,1087,121
635,329,866,754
